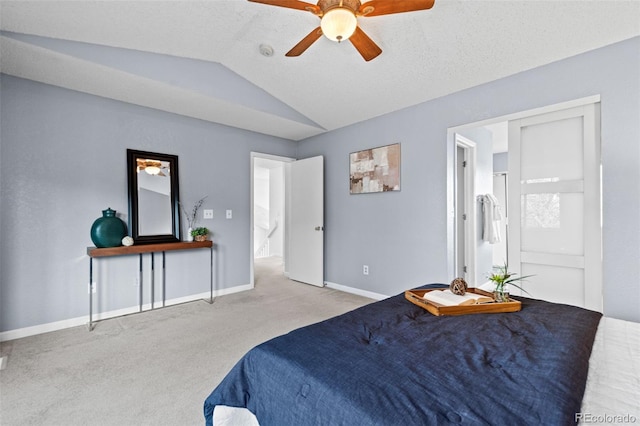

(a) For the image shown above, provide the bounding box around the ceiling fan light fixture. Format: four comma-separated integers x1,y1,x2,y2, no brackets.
321,8,357,42
144,166,161,175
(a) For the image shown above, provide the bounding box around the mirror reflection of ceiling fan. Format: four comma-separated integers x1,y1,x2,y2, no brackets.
248,0,436,61
136,159,168,176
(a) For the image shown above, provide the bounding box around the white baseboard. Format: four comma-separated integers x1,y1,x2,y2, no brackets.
324,281,388,301
0,283,254,342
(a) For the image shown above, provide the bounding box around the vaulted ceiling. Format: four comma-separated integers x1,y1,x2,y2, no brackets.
1,1,638,140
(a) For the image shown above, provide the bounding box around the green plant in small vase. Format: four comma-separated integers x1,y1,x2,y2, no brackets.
190,227,209,242
488,263,533,303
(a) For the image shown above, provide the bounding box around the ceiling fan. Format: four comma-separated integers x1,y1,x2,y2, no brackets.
248,0,435,61
137,159,167,176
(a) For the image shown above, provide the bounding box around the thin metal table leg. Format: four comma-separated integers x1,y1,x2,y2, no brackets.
139,254,143,312
88,257,94,331
206,246,214,304
151,252,155,310
162,252,166,308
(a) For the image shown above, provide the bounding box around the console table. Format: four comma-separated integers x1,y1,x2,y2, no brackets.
86,240,213,331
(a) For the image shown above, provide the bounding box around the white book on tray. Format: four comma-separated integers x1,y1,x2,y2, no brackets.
422,289,493,306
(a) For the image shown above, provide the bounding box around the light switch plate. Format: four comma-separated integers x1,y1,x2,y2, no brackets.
226,210,232,219
203,209,213,219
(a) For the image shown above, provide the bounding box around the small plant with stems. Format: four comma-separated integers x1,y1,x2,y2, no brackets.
179,196,207,230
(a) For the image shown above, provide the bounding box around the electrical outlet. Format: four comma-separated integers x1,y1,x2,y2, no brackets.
203,209,213,219
363,265,369,275
134,277,140,287
226,209,233,219
88,282,96,294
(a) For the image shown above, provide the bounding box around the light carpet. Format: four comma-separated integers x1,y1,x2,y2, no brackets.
0,257,373,426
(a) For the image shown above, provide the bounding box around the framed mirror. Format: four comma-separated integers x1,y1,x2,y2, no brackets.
127,149,181,244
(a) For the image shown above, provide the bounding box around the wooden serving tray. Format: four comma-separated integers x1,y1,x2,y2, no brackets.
404,288,522,316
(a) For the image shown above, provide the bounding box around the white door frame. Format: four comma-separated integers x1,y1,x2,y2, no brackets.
455,134,477,286
447,95,601,304
250,152,295,287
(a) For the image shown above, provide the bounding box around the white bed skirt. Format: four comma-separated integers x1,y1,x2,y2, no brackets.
213,316,640,425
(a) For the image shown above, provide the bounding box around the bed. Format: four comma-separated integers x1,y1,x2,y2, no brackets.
203,284,640,425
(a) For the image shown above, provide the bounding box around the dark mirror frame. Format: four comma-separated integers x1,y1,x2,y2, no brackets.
127,149,181,244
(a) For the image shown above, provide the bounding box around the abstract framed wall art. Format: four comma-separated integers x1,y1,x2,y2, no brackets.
349,143,401,194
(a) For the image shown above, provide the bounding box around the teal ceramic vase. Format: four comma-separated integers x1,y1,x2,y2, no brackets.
90,208,127,248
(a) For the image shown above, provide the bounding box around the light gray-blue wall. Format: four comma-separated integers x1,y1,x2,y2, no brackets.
298,36,640,322
2,37,638,335
0,75,297,332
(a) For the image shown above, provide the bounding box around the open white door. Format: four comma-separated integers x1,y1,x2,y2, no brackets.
455,135,477,285
289,156,324,287
508,103,602,311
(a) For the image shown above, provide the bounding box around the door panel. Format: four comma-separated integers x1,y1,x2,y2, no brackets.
520,116,584,181
520,192,584,255
521,263,585,306
289,156,324,287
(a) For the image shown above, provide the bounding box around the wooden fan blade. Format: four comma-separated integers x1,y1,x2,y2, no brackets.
248,0,321,15
286,27,323,57
359,0,435,17
349,26,382,61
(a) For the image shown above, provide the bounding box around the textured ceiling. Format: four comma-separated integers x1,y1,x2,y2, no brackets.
1,0,639,140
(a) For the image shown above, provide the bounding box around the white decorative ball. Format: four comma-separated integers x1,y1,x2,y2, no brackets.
122,236,134,246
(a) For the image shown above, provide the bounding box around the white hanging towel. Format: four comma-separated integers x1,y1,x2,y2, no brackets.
482,194,502,244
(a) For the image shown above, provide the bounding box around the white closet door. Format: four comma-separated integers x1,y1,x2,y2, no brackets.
508,103,602,311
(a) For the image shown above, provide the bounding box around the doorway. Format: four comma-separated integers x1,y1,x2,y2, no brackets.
250,153,293,287
448,96,602,311
250,153,325,289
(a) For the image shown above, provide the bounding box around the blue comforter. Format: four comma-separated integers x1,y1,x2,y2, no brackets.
204,284,602,425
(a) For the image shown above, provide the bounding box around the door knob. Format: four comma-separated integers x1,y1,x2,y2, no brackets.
315,226,324,231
